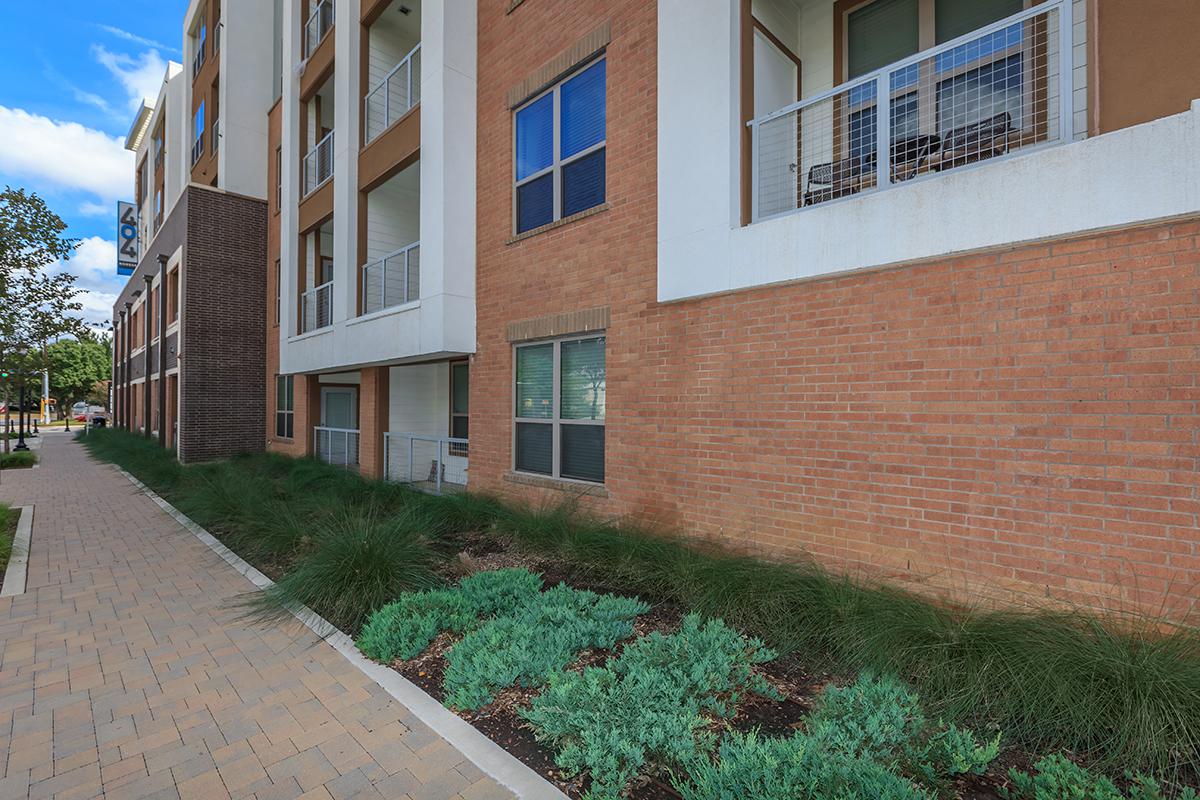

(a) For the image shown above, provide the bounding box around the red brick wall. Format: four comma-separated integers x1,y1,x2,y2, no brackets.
473,1,1200,616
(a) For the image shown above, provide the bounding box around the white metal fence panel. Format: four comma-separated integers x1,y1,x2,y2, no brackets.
361,242,419,315
383,433,468,494
314,426,359,469
304,0,334,58
303,130,335,196
301,280,333,333
364,45,422,144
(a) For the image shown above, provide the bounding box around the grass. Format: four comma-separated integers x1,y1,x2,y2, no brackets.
0,503,14,575
78,427,1200,784
0,451,36,469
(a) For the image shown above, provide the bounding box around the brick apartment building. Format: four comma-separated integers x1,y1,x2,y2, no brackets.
117,0,1200,616
111,0,273,462
265,0,476,485
466,0,1200,617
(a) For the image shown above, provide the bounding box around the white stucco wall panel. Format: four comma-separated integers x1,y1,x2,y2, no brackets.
660,0,1200,306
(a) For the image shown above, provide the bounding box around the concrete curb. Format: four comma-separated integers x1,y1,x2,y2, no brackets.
1,505,33,597
114,467,568,800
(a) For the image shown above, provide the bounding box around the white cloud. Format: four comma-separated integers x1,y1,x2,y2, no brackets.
92,45,166,113
78,201,112,218
0,107,132,201
47,237,123,325
96,25,180,55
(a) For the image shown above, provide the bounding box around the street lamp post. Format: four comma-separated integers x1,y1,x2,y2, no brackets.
14,382,28,451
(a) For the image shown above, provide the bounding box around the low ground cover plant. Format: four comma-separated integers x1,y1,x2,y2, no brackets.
357,568,544,662
522,614,778,799
358,568,648,711
444,583,647,710
676,674,998,800
1004,755,1199,800
80,428,1200,785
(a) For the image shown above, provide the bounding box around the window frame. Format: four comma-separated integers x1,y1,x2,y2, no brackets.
273,259,281,326
511,333,606,484
448,360,469,457
512,56,607,235
275,374,294,439
274,146,282,214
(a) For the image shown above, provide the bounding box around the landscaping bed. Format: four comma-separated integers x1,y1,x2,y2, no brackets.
0,503,15,575
79,429,1200,799
0,450,36,469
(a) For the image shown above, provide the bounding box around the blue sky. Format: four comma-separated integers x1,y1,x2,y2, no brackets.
0,1,188,326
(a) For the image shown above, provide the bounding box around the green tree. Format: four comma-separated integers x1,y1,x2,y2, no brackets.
48,336,111,424
0,187,84,445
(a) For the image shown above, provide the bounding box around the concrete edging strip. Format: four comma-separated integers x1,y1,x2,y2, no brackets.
0,505,33,597
114,467,567,800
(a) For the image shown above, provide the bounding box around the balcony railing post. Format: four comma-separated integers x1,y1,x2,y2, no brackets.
1058,0,1074,142
435,440,443,494
749,119,760,224
876,72,891,190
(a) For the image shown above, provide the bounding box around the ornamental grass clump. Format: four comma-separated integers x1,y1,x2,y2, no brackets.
521,614,778,800
443,584,648,711
675,674,999,800
244,507,442,632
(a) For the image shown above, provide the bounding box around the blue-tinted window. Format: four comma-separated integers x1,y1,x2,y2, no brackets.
562,149,605,218
517,173,553,233
560,60,605,158
515,93,553,181
513,58,606,234
194,101,205,141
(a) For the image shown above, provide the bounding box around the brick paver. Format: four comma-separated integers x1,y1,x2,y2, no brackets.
0,433,514,800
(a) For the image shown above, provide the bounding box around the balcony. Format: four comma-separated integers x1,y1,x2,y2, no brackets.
749,1,1075,222
363,44,421,144
304,0,334,59
303,130,335,195
190,135,204,166
384,432,467,494
314,426,359,468
301,280,333,333
361,241,419,315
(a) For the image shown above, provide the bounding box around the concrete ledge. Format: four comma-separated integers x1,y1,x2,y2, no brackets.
114,467,566,800
1,505,33,597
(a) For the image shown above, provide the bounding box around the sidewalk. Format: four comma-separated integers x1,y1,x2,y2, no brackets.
0,432,513,800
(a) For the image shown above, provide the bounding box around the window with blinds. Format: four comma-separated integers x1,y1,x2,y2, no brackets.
514,335,605,483
847,0,919,79
936,0,1023,44
275,376,294,439
514,58,606,234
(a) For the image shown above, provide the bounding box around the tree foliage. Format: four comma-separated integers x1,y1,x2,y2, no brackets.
0,187,85,383
48,336,111,414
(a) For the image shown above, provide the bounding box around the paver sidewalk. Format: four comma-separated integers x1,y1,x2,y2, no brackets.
0,433,513,800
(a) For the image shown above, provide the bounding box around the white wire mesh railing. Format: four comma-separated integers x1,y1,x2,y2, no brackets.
384,433,468,494
304,0,334,59
314,426,359,468
751,0,1071,221
364,44,421,144
301,280,333,333
303,130,335,196
361,242,420,314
